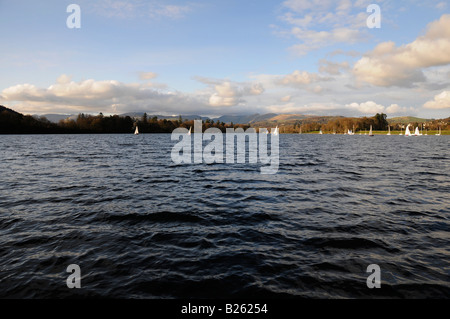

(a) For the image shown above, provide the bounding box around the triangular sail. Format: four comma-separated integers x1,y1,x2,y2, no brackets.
369,125,374,136
273,126,279,136
134,126,139,135
415,127,420,136
405,125,411,136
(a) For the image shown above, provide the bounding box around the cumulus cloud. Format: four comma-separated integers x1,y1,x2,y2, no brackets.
346,101,411,115
194,77,265,108
0,75,206,115
353,14,450,87
424,91,450,109
277,70,329,87
346,101,385,114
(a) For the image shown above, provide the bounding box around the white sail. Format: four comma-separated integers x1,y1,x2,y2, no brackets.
436,127,441,136
319,129,323,135
369,125,374,136
134,126,139,135
188,127,191,135
387,126,391,135
405,125,412,136
273,126,279,136
415,127,421,136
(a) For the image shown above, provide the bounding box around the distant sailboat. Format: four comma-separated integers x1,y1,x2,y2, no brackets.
436,127,442,136
369,125,374,137
273,126,279,136
414,127,421,136
134,126,139,135
387,126,391,136
319,129,323,135
188,127,191,135
405,124,412,137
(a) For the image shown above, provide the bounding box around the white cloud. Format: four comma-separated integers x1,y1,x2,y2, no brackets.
277,70,329,87
139,72,158,80
346,101,385,114
424,91,450,109
345,101,412,115
278,0,370,56
194,77,265,108
385,104,409,114
353,14,450,87
281,95,292,102
207,81,264,107
319,59,350,75
0,76,207,115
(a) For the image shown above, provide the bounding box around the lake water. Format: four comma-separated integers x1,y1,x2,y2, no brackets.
0,134,449,298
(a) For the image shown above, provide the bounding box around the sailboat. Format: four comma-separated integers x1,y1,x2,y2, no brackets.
436,127,442,136
134,126,139,135
414,127,421,136
188,127,191,136
404,124,412,137
369,125,374,137
273,126,279,136
387,126,391,135
319,129,323,135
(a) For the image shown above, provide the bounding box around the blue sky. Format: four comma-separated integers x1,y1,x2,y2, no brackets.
0,0,449,118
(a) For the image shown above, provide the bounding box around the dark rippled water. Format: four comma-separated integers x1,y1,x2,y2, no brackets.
0,134,449,298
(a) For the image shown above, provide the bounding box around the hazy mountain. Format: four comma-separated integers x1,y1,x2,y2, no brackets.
120,112,209,121
215,113,279,124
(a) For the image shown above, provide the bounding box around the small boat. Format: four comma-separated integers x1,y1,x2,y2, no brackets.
319,129,323,135
405,124,412,137
188,127,191,136
387,126,391,136
369,125,374,136
273,126,279,136
414,127,422,136
134,126,139,135
436,127,442,136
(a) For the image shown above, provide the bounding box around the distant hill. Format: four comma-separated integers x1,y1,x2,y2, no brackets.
251,115,345,127
33,114,74,123
388,116,430,124
0,105,62,134
215,113,278,124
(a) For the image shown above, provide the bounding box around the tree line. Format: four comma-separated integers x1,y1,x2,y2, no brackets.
1,105,447,134
0,106,250,134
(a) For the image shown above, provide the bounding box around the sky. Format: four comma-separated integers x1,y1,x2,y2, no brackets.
0,0,449,118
